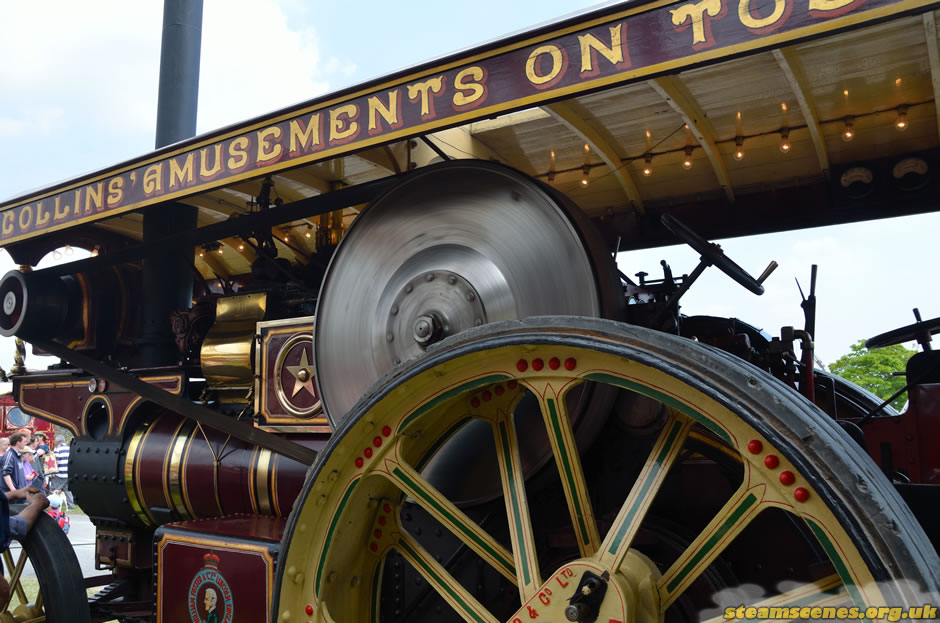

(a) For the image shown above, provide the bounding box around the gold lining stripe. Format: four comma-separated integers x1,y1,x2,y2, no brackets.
256,449,273,515
271,452,280,517
167,422,194,520
247,446,260,514
125,426,156,526
162,418,187,516
180,425,198,518
117,375,182,432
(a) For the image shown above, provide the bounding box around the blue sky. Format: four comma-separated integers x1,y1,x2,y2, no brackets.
0,0,936,372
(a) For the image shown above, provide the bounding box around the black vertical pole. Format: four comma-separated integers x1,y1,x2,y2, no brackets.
155,0,204,148
140,0,203,366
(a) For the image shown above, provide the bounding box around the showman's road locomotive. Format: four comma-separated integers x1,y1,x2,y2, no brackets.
0,1,939,621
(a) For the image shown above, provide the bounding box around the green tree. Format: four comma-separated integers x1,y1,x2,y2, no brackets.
829,340,917,411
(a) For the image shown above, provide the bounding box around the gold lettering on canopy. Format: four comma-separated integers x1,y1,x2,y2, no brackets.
739,0,789,30
406,77,446,120
170,154,195,190
257,127,283,164
107,177,124,207
453,66,487,109
579,24,630,75
368,91,401,135
200,145,223,180
671,0,725,47
525,44,566,86
329,104,360,143
289,114,321,156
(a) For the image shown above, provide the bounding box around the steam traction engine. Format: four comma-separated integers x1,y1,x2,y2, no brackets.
0,1,939,622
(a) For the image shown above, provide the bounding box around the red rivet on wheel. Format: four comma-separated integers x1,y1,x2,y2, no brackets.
355,457,364,468
306,605,314,616
494,384,505,395
383,503,392,513
373,436,383,448
482,390,492,402
364,447,373,458
793,487,810,502
764,455,779,469
382,425,392,437
374,529,383,539
532,358,544,371
564,358,576,370
516,359,528,372
747,440,763,454
378,516,386,526
507,380,518,389
549,357,560,370
471,397,480,408
370,542,378,552
779,470,795,486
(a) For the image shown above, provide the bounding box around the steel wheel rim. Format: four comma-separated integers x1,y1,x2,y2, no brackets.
278,319,937,622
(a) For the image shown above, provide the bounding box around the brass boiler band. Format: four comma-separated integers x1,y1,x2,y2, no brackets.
120,415,321,526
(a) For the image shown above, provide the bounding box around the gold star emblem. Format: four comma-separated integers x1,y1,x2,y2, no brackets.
285,348,316,399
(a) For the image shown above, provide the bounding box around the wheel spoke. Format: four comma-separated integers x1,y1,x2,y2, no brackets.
395,531,499,623
4,549,28,606
0,550,12,611
700,574,845,623
492,416,542,602
529,380,600,558
33,587,43,613
658,481,766,609
599,409,693,570
379,456,517,584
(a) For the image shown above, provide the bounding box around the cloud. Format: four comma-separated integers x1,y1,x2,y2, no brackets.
196,0,337,133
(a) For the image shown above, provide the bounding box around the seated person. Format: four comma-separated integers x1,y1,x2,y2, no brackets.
45,493,69,534
0,486,48,605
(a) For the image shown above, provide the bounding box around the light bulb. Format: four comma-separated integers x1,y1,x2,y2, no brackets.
580,165,590,187
779,129,791,153
842,118,855,142
895,107,908,132
682,147,693,170
642,154,653,177
733,137,744,161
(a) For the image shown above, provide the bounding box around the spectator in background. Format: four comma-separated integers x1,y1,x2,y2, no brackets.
32,433,50,491
1,433,29,494
48,437,72,509
21,447,41,490
0,438,9,457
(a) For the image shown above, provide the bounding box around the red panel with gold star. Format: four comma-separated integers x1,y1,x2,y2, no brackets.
255,317,329,430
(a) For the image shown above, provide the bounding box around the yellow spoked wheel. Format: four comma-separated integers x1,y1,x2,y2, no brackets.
0,512,88,623
275,318,938,623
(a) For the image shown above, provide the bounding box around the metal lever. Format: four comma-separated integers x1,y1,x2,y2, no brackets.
757,260,779,284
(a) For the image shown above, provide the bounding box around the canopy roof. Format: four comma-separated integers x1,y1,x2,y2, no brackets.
1,0,937,277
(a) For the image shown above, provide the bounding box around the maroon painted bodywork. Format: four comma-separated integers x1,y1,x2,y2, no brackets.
155,515,285,623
